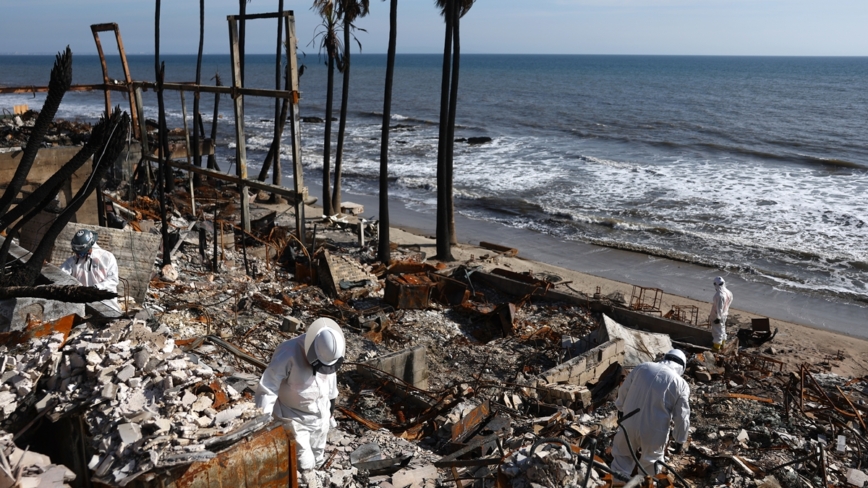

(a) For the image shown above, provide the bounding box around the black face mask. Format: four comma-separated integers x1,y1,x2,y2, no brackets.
311,356,344,375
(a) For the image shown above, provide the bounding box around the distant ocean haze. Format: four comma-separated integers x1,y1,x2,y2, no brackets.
2,53,867,305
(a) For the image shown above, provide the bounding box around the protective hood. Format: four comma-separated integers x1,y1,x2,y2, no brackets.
661,359,685,377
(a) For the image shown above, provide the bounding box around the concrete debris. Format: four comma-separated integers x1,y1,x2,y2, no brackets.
0,164,863,488
0,433,76,487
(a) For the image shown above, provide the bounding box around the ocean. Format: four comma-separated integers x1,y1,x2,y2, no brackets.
2,53,867,313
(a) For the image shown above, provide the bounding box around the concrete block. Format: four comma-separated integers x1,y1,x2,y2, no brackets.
360,345,428,389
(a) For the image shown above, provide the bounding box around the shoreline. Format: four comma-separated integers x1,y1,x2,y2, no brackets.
287,180,868,376
306,181,867,336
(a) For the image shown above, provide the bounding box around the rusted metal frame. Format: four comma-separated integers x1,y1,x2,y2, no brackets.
141,155,306,202
227,15,250,232
804,367,858,420
90,24,113,118
0,83,111,94
836,385,867,431
90,23,140,139
451,400,491,444
135,80,298,100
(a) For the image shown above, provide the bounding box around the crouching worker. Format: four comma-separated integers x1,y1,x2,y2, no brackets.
60,229,120,310
612,349,690,479
255,318,345,482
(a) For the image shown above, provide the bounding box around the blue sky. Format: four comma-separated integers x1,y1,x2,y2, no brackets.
2,0,867,56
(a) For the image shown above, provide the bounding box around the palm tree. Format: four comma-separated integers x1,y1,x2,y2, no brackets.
377,0,398,265
332,0,370,213
312,0,342,217
435,0,474,260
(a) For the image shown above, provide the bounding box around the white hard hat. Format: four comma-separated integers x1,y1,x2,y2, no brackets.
714,276,725,286
304,318,345,372
664,349,687,368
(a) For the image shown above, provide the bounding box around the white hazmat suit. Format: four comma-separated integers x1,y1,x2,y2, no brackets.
255,319,343,471
708,277,733,349
612,351,690,477
60,244,120,310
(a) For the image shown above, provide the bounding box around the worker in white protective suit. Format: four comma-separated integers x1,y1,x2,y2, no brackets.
612,349,690,478
60,229,120,310
255,318,345,482
708,276,734,351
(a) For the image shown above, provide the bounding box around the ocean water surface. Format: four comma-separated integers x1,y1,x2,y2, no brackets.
2,53,867,308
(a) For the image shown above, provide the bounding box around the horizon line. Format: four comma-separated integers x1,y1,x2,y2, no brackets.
2,52,868,58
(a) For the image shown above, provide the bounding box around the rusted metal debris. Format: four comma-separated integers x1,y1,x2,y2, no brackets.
628,285,663,315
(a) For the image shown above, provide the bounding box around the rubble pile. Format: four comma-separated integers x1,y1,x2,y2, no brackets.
1,178,868,487
0,332,65,429
0,432,76,487
0,111,92,150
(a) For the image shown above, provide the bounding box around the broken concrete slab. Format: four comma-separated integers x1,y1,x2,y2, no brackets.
0,297,84,333
360,345,428,390
568,314,673,368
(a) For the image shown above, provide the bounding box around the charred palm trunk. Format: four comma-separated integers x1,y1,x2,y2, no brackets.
445,4,461,246
322,45,336,217
377,0,398,265
435,0,454,261
1,110,129,287
0,48,73,217
332,19,352,213
157,64,172,266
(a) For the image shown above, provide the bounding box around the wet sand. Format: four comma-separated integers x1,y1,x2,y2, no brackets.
313,184,865,333
297,181,868,376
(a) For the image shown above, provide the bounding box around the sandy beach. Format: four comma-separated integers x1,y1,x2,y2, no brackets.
296,182,868,378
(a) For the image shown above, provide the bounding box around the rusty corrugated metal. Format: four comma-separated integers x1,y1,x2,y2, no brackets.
108,424,295,488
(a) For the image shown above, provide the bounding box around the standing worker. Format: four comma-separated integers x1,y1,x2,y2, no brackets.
60,229,120,310
255,318,345,486
612,349,690,478
709,276,734,351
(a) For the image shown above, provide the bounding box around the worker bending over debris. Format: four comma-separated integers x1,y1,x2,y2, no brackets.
60,229,120,310
709,276,734,351
256,317,345,484
612,349,690,478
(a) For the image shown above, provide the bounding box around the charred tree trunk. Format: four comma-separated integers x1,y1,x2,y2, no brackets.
435,0,454,261
377,0,398,265
332,18,352,214
445,4,461,247
322,49,336,217
157,64,172,266
0,47,73,217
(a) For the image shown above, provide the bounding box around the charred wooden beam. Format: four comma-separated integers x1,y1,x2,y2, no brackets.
0,285,117,303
